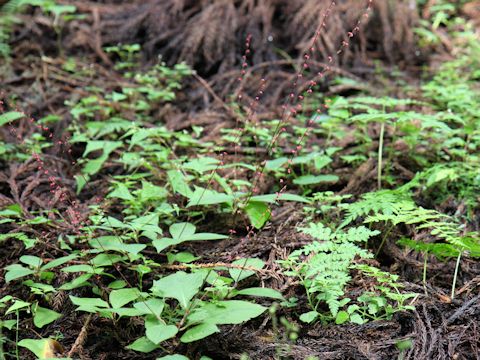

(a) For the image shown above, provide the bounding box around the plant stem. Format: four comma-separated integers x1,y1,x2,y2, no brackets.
377,121,385,190
375,223,394,257
451,251,462,300
0,322,5,360
423,252,428,296
15,311,19,360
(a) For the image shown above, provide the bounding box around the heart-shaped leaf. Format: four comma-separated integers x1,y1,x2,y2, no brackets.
151,271,206,309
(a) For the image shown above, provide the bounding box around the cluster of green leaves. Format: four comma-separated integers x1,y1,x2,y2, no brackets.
0,46,294,359
415,0,473,47
279,222,414,325
338,185,480,259
0,0,76,58
2,241,281,356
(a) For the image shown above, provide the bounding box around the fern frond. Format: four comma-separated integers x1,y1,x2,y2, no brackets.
280,223,376,316
339,189,413,228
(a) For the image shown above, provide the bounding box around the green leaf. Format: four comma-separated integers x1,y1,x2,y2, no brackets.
70,296,109,313
335,310,349,325
183,157,220,173
314,155,333,170
138,181,168,202
151,271,206,309
0,111,25,126
108,280,128,289
186,187,234,207
293,175,339,185
129,129,151,149
89,236,146,255
5,264,35,282
250,193,311,204
234,287,284,300
5,300,30,315
126,336,158,353
188,300,266,325
188,233,228,240
145,321,178,344
22,281,56,295
167,170,193,197
244,201,270,229
153,223,227,253
2,320,16,330
156,355,190,360
17,339,52,359
58,273,92,290
33,306,62,328
229,258,264,282
265,157,288,171
170,222,196,240
396,339,413,351
180,323,219,343
426,168,458,187
110,308,145,318
349,313,365,324
167,252,200,264
62,264,95,273
108,183,134,201
133,298,165,317
299,311,319,323
19,255,43,268
41,254,77,271
110,288,141,308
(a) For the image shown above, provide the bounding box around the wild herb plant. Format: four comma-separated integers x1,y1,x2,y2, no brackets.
2,1,480,359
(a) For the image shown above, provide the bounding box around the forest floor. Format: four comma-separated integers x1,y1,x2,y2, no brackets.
1,1,480,359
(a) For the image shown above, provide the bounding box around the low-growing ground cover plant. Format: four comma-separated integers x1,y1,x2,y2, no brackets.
1,0,480,359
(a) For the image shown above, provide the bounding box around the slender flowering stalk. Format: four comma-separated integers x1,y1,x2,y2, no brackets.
236,0,375,243
240,1,373,209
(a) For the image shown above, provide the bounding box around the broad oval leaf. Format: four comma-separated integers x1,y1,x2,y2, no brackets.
234,287,284,300
151,271,207,309
187,300,267,325
229,258,264,282
180,323,219,343
146,322,178,344
33,306,62,328
110,288,141,309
